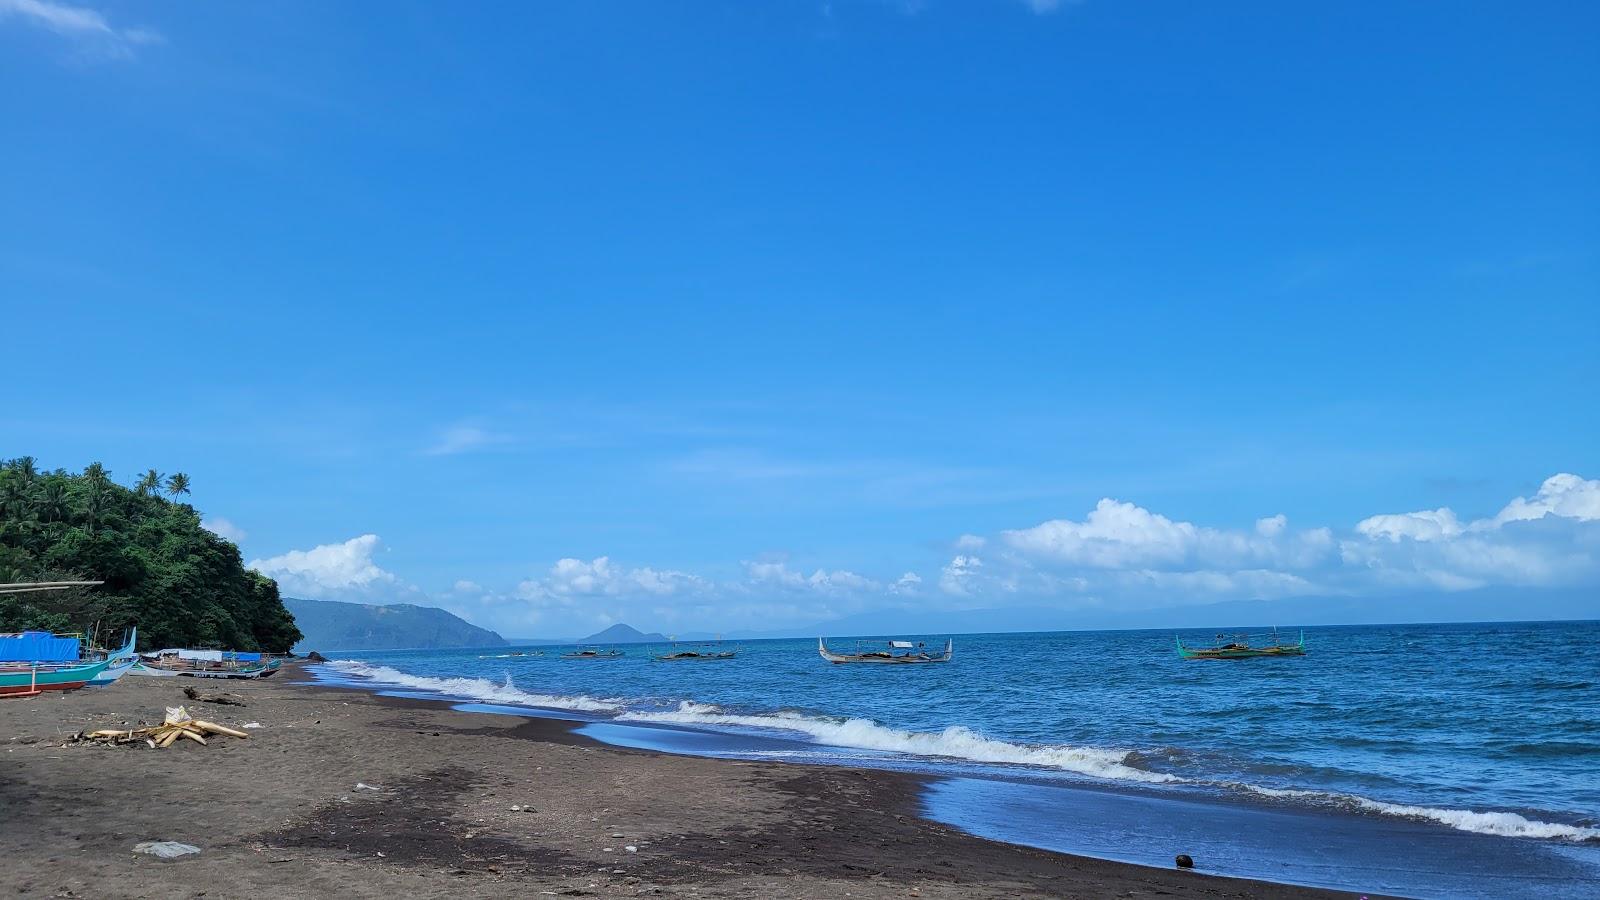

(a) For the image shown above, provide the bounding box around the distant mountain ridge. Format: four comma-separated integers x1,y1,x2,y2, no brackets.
675,586,1598,641
579,623,669,644
285,597,507,652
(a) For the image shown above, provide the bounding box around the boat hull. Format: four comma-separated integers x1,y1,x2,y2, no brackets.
0,660,110,697
87,656,137,686
818,638,953,664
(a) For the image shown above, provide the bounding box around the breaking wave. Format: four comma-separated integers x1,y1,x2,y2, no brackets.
1236,785,1600,842
321,666,1599,843
616,701,1179,784
324,660,621,712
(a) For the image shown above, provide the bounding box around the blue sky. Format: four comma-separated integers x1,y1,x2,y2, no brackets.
3,1,1596,636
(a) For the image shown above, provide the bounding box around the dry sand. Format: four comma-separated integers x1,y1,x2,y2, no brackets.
0,664,1363,898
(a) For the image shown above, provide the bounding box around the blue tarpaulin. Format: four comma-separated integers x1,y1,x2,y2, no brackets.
0,631,81,662
225,652,262,662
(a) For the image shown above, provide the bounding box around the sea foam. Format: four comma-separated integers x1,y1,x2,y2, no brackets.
324,660,621,712
322,662,1600,843
616,701,1179,784
1236,784,1600,842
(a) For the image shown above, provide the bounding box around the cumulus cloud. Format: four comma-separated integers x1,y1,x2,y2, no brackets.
248,534,404,598
0,0,162,58
201,517,247,544
939,555,983,596
1489,473,1600,526
518,557,705,603
975,474,1600,602
1002,499,1334,571
1342,474,1600,590
743,560,878,595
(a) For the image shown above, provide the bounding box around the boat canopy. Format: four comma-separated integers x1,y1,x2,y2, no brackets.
889,640,915,649
0,631,81,662
178,649,224,662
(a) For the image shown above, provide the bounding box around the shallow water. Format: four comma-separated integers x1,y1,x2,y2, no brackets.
317,621,1600,895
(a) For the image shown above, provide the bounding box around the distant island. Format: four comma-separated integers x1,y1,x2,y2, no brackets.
578,623,669,644
286,597,507,652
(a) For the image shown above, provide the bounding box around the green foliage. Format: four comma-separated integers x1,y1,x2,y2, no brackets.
0,458,301,652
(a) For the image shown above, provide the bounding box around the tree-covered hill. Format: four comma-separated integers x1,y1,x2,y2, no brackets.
0,456,300,652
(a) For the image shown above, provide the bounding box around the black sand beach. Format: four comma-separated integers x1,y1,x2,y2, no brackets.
0,664,1366,899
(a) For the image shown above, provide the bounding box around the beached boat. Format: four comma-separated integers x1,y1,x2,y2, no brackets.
0,659,110,698
86,627,138,687
1175,631,1306,660
818,637,953,664
135,648,279,678
561,647,623,660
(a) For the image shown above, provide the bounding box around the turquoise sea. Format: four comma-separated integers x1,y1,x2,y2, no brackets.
313,620,1600,898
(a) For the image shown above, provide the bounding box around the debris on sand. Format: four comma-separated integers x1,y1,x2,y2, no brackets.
133,841,201,859
72,706,249,749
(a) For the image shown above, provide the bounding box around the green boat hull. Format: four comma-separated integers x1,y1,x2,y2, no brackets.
1175,632,1306,660
0,659,110,696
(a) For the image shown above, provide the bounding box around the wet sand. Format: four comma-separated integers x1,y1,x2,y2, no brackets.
0,664,1366,898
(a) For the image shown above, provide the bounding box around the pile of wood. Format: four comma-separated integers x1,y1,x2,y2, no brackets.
73,706,249,749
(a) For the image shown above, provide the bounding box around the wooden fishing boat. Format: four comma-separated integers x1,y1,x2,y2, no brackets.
86,627,138,687
1176,631,1306,660
0,659,110,698
560,647,623,660
128,660,181,677
818,637,953,664
654,644,739,661
136,648,278,678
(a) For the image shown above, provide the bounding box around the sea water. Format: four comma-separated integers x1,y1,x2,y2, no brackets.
315,621,1600,897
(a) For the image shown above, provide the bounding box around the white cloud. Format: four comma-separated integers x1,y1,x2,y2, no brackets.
1342,474,1600,590
1356,508,1464,543
248,534,403,598
955,533,987,549
519,556,705,602
891,572,923,594
1489,473,1600,526
0,0,162,58
1002,499,1334,571
451,580,484,595
743,560,878,595
424,424,507,456
939,555,982,596
201,517,247,544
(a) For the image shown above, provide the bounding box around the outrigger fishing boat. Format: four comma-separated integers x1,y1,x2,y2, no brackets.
653,642,739,661
0,621,131,696
818,637,953,664
0,658,110,698
1176,630,1306,660
560,647,623,660
85,627,139,687
133,648,283,679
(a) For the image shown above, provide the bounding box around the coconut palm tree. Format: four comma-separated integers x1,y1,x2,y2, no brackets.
39,479,68,525
11,456,37,486
166,472,191,500
136,469,163,497
83,462,110,489
0,476,28,522
84,486,105,535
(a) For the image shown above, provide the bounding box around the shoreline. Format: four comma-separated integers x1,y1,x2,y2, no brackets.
1,662,1358,899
